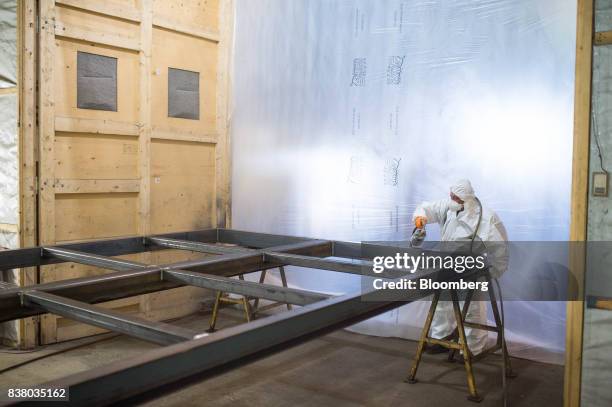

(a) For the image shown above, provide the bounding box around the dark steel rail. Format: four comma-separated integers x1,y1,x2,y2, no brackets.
0,228,453,406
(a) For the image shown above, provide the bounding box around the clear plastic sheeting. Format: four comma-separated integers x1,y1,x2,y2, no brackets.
232,0,577,363
0,0,16,88
0,0,18,346
0,93,18,234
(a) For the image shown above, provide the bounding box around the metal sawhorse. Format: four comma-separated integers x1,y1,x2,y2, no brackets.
208,266,291,331
406,271,516,402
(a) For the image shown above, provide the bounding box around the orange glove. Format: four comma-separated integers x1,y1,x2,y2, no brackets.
414,216,427,229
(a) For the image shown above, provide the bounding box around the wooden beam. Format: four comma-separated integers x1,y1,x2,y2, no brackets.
138,0,153,268
54,179,140,194
153,15,220,43
594,31,612,45
0,86,17,95
54,21,140,52
150,129,218,144
0,223,18,234
39,1,56,246
18,0,39,350
55,116,140,136
216,0,234,228
56,0,141,23
565,0,594,406
592,298,612,311
39,0,58,347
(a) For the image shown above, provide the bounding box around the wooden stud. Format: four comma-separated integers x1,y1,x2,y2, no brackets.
55,0,141,23
216,0,234,228
0,223,19,234
54,179,140,194
18,0,39,349
38,0,58,345
594,31,612,46
0,87,17,95
150,129,218,144
593,299,612,311
55,116,140,136
153,15,220,43
565,0,594,406
54,22,141,52
138,0,154,318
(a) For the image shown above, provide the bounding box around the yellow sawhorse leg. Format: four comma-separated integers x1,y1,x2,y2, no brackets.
405,290,441,384
208,267,292,332
406,289,483,402
406,273,516,402
450,289,482,402
207,274,252,333
252,266,292,317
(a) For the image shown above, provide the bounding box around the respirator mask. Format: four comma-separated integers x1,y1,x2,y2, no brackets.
449,200,464,212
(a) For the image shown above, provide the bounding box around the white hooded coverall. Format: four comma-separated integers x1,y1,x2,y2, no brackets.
412,180,508,355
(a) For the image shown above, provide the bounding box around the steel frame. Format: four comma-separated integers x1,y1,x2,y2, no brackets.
0,228,471,406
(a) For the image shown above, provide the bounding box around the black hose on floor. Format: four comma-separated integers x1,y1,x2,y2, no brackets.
0,333,121,375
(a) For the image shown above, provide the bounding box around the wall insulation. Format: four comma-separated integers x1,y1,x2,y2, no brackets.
231,0,577,364
582,1,612,405
0,0,18,345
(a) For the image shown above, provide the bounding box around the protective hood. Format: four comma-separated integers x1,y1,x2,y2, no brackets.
450,179,475,201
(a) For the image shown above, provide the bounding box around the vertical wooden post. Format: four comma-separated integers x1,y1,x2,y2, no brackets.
138,0,153,316
38,0,57,345
216,0,234,228
565,0,594,406
17,0,39,349
139,0,152,239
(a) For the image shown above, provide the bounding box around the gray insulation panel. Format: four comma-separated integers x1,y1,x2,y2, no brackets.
77,51,117,111
168,67,200,120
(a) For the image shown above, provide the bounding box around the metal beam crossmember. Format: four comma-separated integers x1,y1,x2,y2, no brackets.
22,291,206,345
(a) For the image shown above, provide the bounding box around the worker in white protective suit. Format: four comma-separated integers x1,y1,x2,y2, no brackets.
412,179,508,356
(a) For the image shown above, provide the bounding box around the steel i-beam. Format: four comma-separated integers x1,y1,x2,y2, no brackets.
22,291,206,345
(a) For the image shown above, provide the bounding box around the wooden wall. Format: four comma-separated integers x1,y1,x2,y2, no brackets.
20,0,233,345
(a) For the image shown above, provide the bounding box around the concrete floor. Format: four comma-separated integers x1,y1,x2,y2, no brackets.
0,308,563,406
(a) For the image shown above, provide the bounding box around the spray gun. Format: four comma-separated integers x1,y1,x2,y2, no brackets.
410,226,426,247
410,216,428,247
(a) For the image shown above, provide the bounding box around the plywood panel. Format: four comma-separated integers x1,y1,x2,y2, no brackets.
151,27,217,137
153,0,219,32
31,0,231,345
55,4,140,50
54,38,139,123
55,132,138,179
57,0,140,22
150,139,215,233
55,193,138,241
